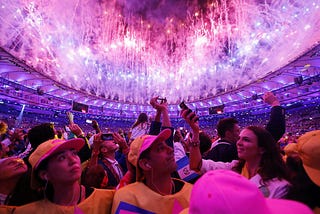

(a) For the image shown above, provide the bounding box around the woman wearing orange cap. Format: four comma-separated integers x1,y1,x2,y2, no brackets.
13,138,114,214
285,130,320,214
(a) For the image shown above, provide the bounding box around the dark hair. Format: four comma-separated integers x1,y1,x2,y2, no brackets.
34,157,50,187
134,147,152,181
233,126,289,183
81,165,106,188
28,123,55,150
139,147,151,162
199,131,212,155
56,130,63,139
217,118,238,138
34,157,54,200
132,113,148,129
286,156,320,209
5,168,42,205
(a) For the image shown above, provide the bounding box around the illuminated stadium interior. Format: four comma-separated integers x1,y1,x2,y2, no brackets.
0,0,319,130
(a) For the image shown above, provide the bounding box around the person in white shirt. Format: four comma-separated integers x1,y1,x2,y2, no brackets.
181,109,290,199
129,113,149,141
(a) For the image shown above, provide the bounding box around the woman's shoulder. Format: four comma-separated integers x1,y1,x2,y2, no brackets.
251,175,290,198
13,200,52,213
0,205,16,214
82,188,114,204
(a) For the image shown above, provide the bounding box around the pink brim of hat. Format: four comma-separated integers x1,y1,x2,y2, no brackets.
183,199,312,214
266,198,313,214
184,169,313,214
139,129,171,155
302,163,320,187
34,138,85,170
183,201,312,214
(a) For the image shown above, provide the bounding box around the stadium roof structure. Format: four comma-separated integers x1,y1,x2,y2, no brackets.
0,1,319,118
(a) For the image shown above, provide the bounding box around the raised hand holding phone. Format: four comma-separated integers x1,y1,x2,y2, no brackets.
113,132,130,155
157,97,167,104
179,101,198,122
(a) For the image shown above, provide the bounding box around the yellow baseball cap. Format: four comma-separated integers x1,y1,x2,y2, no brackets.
29,138,84,189
296,130,320,187
128,129,171,181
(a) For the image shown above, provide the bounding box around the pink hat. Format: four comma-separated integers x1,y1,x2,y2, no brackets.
182,170,312,214
29,138,84,189
128,129,171,180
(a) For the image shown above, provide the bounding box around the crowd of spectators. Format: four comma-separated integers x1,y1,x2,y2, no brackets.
0,92,319,214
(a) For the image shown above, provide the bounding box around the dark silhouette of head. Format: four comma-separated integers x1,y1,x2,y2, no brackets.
28,123,55,150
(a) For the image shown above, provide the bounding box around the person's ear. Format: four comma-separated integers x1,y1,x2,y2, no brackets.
138,159,152,170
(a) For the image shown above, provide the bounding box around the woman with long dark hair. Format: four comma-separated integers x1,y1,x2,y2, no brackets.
129,113,149,141
182,109,290,198
233,126,289,182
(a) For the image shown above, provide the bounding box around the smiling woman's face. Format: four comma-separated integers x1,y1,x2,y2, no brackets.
236,129,263,162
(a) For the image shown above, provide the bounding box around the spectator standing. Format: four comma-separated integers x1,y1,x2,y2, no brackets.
182,109,290,198
204,91,286,163
129,113,149,141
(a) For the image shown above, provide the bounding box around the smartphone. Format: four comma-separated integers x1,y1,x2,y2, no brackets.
101,133,114,141
179,101,198,121
179,101,192,114
157,97,167,103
